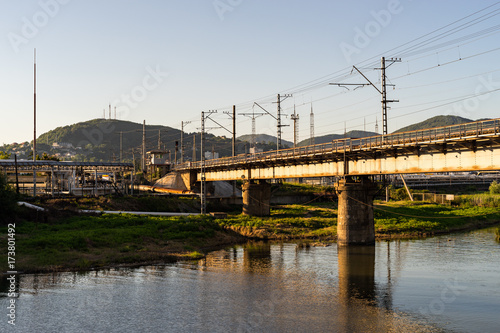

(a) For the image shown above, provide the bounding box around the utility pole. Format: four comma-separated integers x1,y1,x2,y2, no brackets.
201,112,205,214
200,110,217,215
33,48,37,197
276,93,292,150
330,57,400,135
114,106,117,120
381,57,401,135
109,103,111,120
222,106,237,157
310,102,315,145
232,105,236,197
181,121,191,163
232,105,236,157
291,105,299,148
119,132,123,162
142,120,146,173
192,135,196,162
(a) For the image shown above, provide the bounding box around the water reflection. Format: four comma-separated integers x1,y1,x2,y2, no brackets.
243,241,271,272
4,229,500,332
337,246,376,303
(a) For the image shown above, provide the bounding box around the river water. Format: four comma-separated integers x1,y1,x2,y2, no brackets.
1,227,500,332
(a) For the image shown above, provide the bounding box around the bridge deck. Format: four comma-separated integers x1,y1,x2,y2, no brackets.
175,118,500,181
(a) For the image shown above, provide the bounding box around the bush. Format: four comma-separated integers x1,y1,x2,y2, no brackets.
489,181,500,194
0,173,18,222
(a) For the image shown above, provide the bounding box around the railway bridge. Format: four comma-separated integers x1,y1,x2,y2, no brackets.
174,118,500,245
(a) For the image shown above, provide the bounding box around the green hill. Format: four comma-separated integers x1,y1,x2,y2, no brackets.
3,115,484,162
298,130,379,146
393,115,474,133
35,119,279,162
238,134,293,148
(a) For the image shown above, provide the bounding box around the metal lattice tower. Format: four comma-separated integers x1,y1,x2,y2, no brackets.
240,105,266,149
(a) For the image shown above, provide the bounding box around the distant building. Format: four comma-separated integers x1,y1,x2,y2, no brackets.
52,142,74,149
146,149,171,177
249,147,263,154
204,151,219,160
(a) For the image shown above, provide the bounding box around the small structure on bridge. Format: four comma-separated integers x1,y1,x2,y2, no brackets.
147,149,170,177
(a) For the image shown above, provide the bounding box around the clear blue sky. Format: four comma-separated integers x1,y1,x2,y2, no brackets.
1,0,499,146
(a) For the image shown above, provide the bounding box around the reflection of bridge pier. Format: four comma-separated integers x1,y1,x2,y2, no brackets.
337,245,377,331
335,176,377,246
243,241,272,272
337,246,376,301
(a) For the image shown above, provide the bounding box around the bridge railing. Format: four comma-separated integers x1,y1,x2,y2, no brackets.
176,118,500,170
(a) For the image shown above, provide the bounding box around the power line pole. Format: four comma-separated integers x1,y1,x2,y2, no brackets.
276,93,292,150
331,57,400,135
192,135,196,162
310,102,315,145
181,121,191,163
142,120,146,172
33,48,37,197
222,106,237,157
200,110,217,215
381,57,400,135
119,132,123,162
232,105,236,157
201,112,205,214
291,105,299,148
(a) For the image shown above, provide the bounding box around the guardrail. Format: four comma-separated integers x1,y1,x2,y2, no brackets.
175,118,500,170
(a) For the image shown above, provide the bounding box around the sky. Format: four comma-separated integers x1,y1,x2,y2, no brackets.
1,0,500,148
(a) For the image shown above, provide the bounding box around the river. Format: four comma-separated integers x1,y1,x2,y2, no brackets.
1,227,499,332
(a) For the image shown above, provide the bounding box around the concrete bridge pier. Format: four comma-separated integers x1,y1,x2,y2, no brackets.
335,176,378,246
242,180,271,216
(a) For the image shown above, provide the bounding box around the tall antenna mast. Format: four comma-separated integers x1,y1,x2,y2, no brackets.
310,102,314,145
114,106,117,120
109,103,111,120
375,116,379,134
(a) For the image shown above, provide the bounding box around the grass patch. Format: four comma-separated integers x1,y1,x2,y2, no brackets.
0,214,226,273
374,201,500,235
217,202,338,239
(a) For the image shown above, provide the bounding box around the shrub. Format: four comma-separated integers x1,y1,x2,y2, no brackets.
489,181,500,195
0,173,17,222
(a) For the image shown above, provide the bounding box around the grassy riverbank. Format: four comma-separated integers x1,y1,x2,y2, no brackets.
0,213,244,273
1,195,499,274
217,200,500,240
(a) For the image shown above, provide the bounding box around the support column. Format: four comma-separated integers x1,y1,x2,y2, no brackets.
242,181,271,216
335,176,377,246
